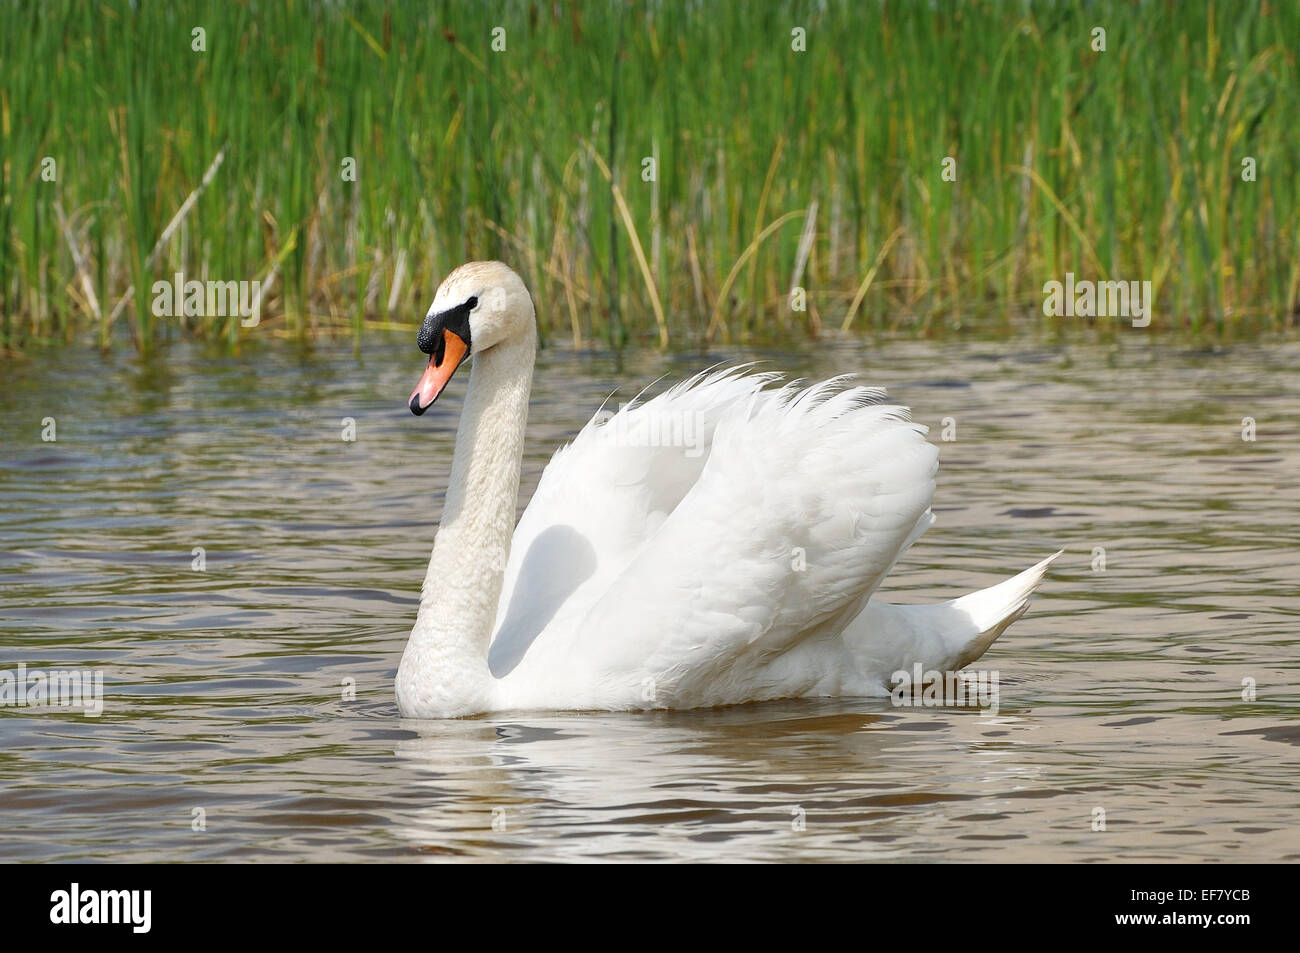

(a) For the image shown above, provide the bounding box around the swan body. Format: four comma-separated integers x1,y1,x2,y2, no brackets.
396,261,1058,718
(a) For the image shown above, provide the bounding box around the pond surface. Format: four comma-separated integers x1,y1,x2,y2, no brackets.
1,334,1297,862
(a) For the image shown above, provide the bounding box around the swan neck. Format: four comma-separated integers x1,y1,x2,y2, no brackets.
397,327,535,716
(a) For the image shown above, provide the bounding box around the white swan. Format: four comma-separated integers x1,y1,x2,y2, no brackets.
396,260,1058,718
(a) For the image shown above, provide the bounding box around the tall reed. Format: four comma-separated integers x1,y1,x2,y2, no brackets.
0,0,1295,354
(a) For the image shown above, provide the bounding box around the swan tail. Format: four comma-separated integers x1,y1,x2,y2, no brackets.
842,551,1062,683
945,549,1063,668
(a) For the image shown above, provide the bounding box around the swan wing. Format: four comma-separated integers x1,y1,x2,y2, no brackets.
554,378,939,708
487,367,777,676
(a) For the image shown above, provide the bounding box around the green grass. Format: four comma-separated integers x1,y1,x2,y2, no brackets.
1,0,1297,354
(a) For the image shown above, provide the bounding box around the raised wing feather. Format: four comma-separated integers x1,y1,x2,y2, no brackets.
487,367,776,676
556,378,939,707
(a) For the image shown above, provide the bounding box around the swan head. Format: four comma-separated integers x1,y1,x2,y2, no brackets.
409,260,534,415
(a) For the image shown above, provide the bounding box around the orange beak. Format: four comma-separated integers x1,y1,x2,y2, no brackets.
409,329,469,415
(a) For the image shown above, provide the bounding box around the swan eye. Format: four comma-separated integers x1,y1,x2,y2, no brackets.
417,295,476,356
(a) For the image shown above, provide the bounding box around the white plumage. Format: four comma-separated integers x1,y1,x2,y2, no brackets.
396,262,1059,718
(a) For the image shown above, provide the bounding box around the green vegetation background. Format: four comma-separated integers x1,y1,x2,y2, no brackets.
1,0,1296,354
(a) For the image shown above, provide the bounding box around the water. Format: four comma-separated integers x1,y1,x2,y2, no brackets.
2,335,1297,862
